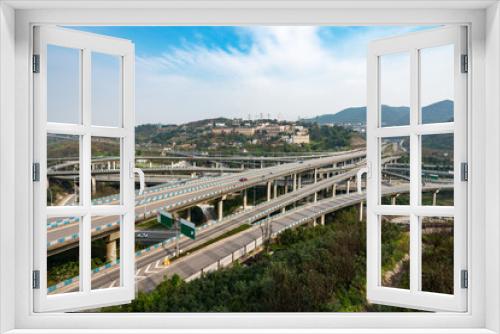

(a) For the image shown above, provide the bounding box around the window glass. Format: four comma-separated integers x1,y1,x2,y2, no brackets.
420,45,454,124
92,52,123,127
47,45,81,124
380,52,410,127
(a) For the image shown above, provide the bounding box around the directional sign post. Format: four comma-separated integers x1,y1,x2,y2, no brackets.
180,220,196,240
157,211,174,229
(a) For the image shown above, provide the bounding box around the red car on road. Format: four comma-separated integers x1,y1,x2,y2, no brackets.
239,177,248,182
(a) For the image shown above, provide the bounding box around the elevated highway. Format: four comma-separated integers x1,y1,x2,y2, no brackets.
50,181,451,294
47,150,365,254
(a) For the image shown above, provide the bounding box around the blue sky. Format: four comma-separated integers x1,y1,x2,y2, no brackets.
62,25,449,125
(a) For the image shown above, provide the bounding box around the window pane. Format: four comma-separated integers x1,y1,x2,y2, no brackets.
380,52,410,127
47,45,81,124
91,137,121,204
47,134,80,206
91,215,121,290
92,52,123,127
380,137,410,205
47,216,81,294
421,216,454,294
421,133,454,206
420,45,454,124
380,215,410,289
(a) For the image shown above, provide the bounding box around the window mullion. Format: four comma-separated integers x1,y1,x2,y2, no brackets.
80,48,92,293
409,47,421,293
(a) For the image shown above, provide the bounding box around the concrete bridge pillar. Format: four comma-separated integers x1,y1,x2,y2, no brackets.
243,189,248,210
260,160,264,169
107,161,111,170
284,177,289,194
391,193,401,205
298,174,302,189
106,231,120,263
112,161,116,170
273,181,278,199
320,214,325,226
332,183,337,197
282,207,286,214
186,207,191,221
314,192,318,203
314,168,318,183
149,161,153,168
433,189,440,206
91,176,97,195
293,174,297,191
241,163,245,170
346,179,351,194
359,201,364,222
218,197,225,221
267,181,272,201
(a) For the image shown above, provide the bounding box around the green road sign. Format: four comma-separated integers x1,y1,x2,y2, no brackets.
180,220,196,240
157,211,174,229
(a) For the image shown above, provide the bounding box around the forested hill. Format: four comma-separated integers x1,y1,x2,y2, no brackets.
304,100,454,126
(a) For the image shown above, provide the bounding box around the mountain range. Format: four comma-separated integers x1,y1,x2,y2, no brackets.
303,100,454,126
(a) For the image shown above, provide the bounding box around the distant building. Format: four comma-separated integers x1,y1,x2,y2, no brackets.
233,127,256,136
287,134,310,144
211,127,230,135
211,127,256,136
262,125,287,136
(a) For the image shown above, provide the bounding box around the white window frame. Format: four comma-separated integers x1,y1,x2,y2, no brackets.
32,26,136,312
1,1,499,333
366,25,468,312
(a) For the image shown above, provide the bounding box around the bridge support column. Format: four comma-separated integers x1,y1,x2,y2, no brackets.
332,183,337,197
149,161,153,168
260,160,264,169
112,161,116,169
314,168,318,183
359,202,364,222
243,189,248,210
391,194,400,205
241,163,244,170
320,214,325,226
433,189,440,206
273,181,278,199
91,176,97,195
267,181,272,202
284,178,289,194
106,231,120,263
293,174,297,191
346,179,351,194
107,161,111,170
298,174,302,189
186,208,191,221
282,207,286,214
218,196,226,221
314,192,318,203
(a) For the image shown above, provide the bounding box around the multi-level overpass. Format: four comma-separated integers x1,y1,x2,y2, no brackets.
50,180,451,294
47,150,366,255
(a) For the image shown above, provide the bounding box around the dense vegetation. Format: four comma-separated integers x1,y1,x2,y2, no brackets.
135,121,354,156
104,208,415,312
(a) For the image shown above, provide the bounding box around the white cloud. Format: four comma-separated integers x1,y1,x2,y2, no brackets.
134,26,452,125
135,26,367,125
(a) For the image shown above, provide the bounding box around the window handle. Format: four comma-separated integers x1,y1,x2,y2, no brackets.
133,167,145,195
